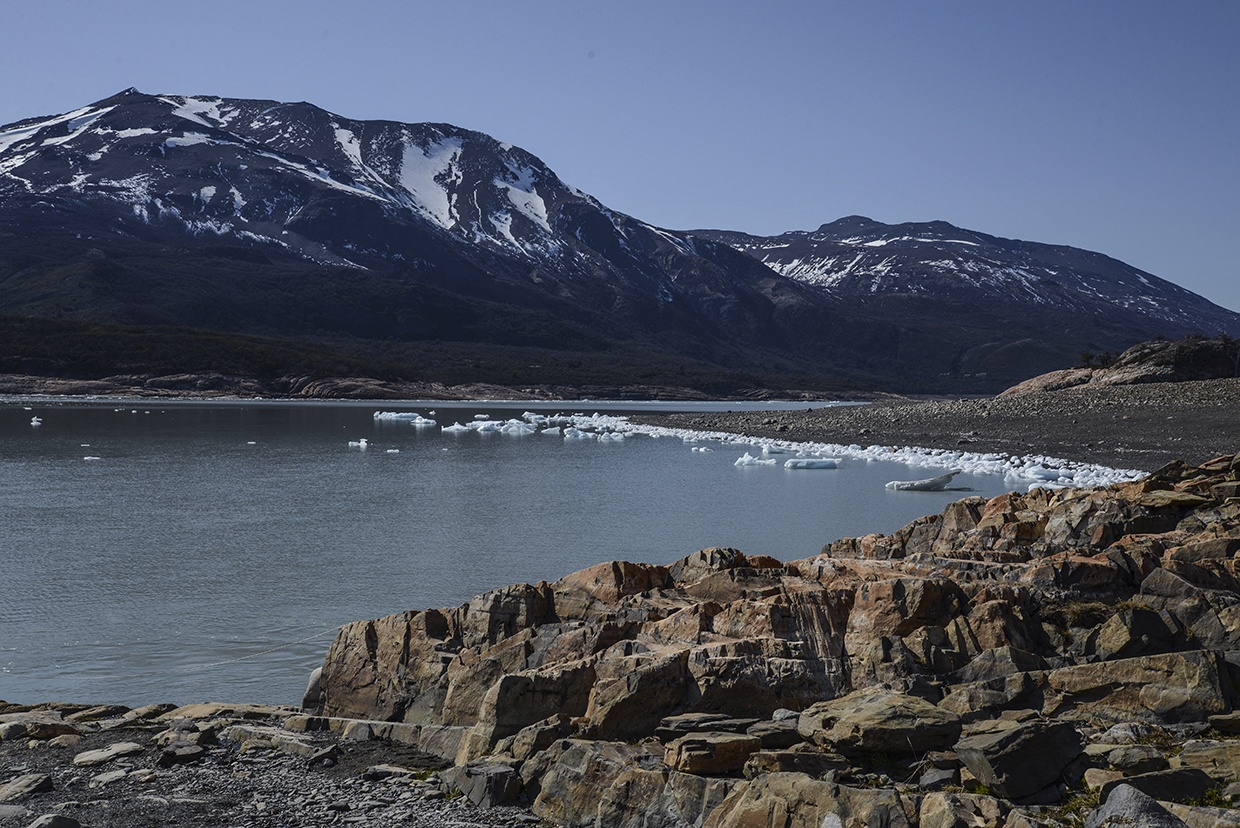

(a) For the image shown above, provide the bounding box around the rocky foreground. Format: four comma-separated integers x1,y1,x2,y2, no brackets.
7,453,1240,827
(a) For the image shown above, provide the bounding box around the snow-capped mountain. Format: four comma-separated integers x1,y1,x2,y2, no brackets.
1,90,1236,392
699,216,1239,336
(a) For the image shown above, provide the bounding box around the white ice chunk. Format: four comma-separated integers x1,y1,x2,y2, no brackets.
30,416,41,427
735,452,777,467
784,458,838,470
442,422,471,434
347,438,369,449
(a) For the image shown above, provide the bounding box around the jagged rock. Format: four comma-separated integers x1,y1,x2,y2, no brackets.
1085,783,1189,828
744,719,802,750
440,761,522,808
1100,744,1169,774
955,720,1083,800
663,731,762,775
523,738,730,828
701,772,919,828
918,791,1008,828
796,690,962,757
25,816,81,828
655,713,758,742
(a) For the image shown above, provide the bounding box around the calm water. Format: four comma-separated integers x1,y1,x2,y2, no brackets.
1,399,1012,706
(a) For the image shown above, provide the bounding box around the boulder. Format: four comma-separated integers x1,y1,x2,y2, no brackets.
955,720,1082,800
742,744,849,779
1085,783,1188,828
796,690,962,757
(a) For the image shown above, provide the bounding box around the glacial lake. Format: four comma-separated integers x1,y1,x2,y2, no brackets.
0,399,1015,707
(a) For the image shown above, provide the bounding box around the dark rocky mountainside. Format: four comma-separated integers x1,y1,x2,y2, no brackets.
2,90,1237,393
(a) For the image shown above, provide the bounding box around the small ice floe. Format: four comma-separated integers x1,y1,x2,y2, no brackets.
347,438,369,449
886,470,963,491
30,417,42,427
83,456,101,461
373,411,436,426
246,441,256,445
442,422,471,434
691,446,713,453
473,413,489,420
541,426,562,436
784,458,839,470
385,449,400,454
563,427,596,440
735,452,777,467
762,445,791,455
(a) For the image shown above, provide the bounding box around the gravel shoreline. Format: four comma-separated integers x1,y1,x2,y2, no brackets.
637,378,1240,472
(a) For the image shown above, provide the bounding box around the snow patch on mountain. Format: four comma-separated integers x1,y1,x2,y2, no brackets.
497,161,551,234
399,136,464,229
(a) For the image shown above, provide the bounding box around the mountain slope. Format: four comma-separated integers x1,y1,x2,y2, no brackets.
1,90,1236,393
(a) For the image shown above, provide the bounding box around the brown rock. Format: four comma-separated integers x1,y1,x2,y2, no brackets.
664,731,763,775
702,772,919,828
796,690,962,757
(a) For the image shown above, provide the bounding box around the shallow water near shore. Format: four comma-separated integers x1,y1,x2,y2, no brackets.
1,399,1016,707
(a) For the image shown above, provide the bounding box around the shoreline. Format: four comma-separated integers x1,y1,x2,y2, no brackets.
636,377,1240,471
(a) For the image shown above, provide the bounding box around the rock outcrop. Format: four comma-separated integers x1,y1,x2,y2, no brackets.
310,451,1240,826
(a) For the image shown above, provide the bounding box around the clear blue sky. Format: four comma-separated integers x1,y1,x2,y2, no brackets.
3,1,1237,311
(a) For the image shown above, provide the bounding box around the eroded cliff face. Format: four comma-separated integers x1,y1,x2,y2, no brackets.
313,452,1240,826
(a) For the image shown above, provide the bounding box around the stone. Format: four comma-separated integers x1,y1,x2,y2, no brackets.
664,732,763,775
1105,744,1169,774
702,772,919,828
1085,783,1188,828
71,741,144,767
220,725,319,758
955,720,1083,800
88,769,129,788
1208,712,1240,735
1098,767,1215,805
156,742,206,767
918,767,959,791
796,690,962,757
655,713,757,742
0,774,52,803
1175,739,1240,784
440,761,522,808
0,805,27,821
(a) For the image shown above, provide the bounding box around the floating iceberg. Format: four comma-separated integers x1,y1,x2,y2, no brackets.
691,446,713,453
347,438,369,449
886,470,961,491
30,416,42,427
784,458,839,470
735,452,777,467
442,422,471,434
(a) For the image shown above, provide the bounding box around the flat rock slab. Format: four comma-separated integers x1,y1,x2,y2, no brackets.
797,690,962,756
1099,767,1215,805
0,773,53,802
72,741,145,767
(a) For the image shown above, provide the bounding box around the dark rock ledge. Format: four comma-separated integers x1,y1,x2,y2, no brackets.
7,452,1240,826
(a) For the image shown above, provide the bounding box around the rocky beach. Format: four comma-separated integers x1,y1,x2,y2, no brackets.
4,372,1240,827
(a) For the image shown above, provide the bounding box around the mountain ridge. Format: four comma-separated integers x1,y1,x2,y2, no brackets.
1,89,1236,394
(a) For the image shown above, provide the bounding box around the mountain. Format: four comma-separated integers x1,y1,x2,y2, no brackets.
699,217,1240,383
1,90,1236,394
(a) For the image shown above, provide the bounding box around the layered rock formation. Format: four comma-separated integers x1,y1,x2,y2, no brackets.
312,451,1240,826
